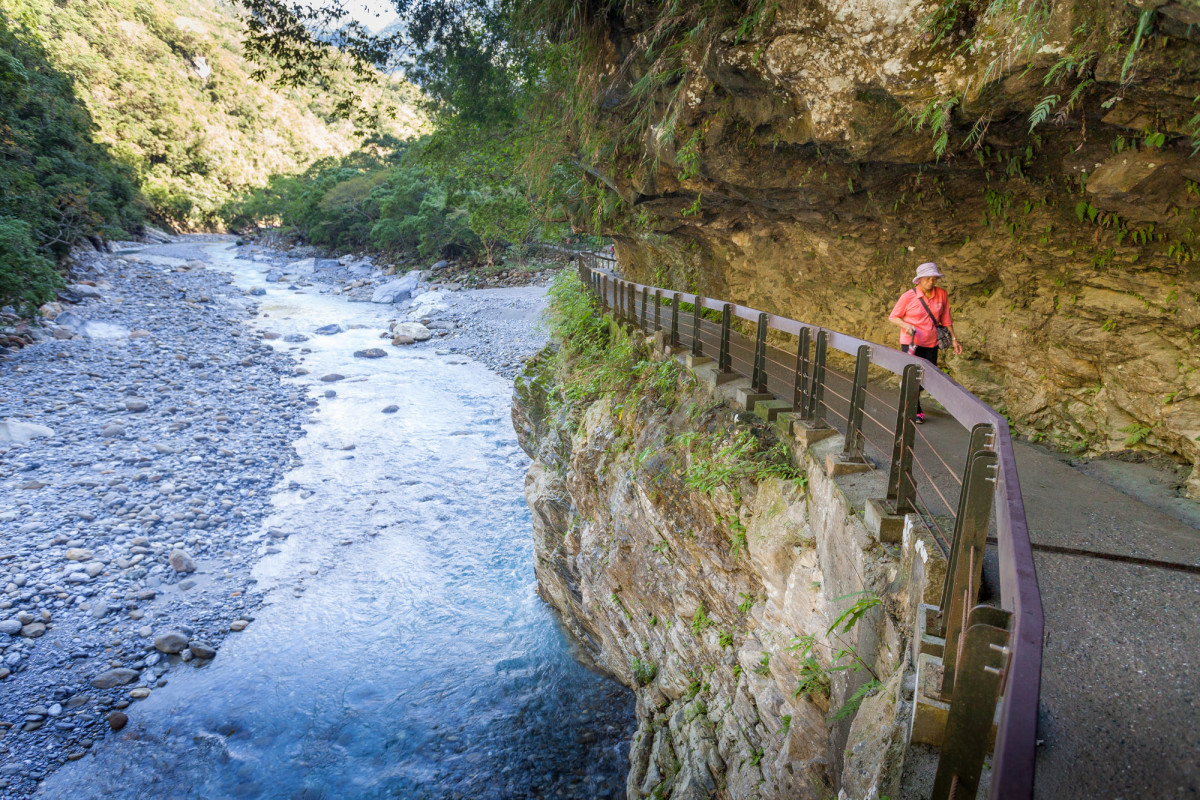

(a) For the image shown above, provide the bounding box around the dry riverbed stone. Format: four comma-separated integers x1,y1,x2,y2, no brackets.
168,549,196,573
90,669,139,689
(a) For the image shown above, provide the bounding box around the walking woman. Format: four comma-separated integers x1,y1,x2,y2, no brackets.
888,262,963,423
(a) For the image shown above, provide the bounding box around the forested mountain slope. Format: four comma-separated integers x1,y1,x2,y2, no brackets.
1,0,424,237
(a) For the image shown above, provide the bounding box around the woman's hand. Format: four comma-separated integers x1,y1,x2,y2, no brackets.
952,338,963,356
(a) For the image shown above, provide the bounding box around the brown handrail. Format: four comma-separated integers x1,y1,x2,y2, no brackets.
578,253,1043,800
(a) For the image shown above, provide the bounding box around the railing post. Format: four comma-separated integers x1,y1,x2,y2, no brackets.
751,312,768,393
941,446,999,696
886,363,923,513
577,257,589,290
692,296,704,357
931,609,1013,800
841,344,871,462
601,274,609,313
628,280,636,322
670,293,681,348
804,330,829,424
937,423,997,636
719,303,732,374
792,326,811,412
640,287,648,331
654,290,663,331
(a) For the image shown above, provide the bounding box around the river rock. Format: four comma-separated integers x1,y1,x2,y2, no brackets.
390,322,431,342
320,373,345,383
0,420,54,443
391,335,415,346
90,669,139,689
153,631,189,654
407,291,449,320
381,405,399,413
100,424,125,438
66,283,104,299
189,641,217,660
21,622,46,638
168,549,196,573
65,548,93,561
125,398,148,412
371,271,421,304
107,711,128,731
0,619,21,635
314,324,343,335
353,348,387,359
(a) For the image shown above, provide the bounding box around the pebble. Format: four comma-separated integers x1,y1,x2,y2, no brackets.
107,711,128,731
320,374,345,382
381,405,399,414
353,348,387,359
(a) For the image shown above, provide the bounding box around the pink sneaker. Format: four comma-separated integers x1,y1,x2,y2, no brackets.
914,412,925,424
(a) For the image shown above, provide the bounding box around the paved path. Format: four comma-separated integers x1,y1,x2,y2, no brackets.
1014,444,1200,799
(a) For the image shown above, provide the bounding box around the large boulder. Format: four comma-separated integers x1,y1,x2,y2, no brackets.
371,270,422,304
290,257,317,275
406,291,450,320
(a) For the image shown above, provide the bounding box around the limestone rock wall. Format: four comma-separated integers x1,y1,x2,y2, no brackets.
567,0,1200,496
513,349,944,799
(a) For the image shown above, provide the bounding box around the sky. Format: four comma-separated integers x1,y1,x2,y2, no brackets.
341,0,400,32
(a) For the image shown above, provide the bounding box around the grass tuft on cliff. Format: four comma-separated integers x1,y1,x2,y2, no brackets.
543,270,805,500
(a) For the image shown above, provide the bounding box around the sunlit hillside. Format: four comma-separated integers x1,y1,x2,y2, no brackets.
3,0,426,230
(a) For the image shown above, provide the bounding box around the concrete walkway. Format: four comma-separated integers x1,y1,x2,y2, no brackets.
1012,443,1200,799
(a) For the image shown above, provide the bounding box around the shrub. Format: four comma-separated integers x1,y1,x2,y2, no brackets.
0,217,61,315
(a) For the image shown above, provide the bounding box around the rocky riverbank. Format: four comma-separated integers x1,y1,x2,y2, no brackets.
0,237,558,797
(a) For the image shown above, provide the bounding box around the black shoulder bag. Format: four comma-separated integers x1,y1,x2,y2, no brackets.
916,294,953,350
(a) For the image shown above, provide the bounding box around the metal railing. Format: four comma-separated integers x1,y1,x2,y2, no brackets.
576,252,1043,800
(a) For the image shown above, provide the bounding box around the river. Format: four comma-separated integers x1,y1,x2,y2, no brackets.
34,243,634,799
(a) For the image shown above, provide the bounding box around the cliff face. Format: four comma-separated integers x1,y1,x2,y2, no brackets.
563,0,1200,497
513,328,944,799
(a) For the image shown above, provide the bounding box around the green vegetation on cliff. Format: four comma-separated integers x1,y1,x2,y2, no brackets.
0,13,140,309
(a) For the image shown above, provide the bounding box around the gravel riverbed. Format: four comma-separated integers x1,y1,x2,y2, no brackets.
0,236,555,798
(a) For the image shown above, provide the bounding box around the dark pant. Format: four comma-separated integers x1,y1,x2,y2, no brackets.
906,344,938,413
